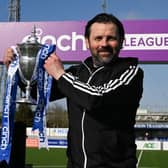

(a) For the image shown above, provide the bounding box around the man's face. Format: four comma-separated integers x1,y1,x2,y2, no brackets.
85,22,122,67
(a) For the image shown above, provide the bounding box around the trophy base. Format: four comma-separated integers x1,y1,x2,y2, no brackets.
16,98,37,105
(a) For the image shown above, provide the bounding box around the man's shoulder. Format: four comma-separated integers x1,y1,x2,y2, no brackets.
118,57,138,65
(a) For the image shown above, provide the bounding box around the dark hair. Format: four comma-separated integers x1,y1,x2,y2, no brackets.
85,13,125,41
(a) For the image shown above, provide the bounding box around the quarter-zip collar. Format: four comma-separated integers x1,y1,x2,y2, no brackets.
82,56,119,72
83,56,138,73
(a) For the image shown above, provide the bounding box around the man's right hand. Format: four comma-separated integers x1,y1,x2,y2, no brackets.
3,48,15,67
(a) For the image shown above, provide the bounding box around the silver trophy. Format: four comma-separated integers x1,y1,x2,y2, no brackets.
16,26,42,104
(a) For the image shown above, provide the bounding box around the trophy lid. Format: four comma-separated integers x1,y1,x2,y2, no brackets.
17,25,42,58
17,25,41,47
26,25,40,44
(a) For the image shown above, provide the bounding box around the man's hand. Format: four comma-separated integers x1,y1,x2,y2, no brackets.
44,53,65,80
3,48,15,67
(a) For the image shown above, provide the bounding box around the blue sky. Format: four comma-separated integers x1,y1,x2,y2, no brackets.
1,0,168,112
1,0,168,22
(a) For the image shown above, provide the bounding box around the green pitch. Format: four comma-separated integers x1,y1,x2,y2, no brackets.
26,148,168,168
26,148,67,167
137,150,168,168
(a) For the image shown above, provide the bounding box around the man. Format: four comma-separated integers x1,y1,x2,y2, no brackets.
4,13,143,168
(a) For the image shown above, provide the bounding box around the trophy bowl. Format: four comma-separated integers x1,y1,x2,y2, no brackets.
16,27,42,104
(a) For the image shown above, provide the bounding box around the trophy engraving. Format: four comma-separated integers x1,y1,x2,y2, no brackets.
17,26,42,104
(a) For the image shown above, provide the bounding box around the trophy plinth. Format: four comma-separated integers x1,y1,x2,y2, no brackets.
16,26,42,105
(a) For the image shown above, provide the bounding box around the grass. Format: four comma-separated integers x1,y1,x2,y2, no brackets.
137,150,168,168
26,148,168,168
26,148,67,167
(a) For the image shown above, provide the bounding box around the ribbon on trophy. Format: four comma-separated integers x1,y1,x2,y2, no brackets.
0,46,19,163
32,44,56,149
0,44,56,163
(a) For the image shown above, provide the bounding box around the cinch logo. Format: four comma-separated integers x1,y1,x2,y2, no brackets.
22,28,87,52
41,44,50,59
39,132,45,143
0,126,9,150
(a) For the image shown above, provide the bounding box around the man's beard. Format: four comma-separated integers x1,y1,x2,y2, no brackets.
92,54,114,67
91,46,119,67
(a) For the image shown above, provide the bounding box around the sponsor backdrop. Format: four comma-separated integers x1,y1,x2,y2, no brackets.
26,128,168,150
0,20,168,62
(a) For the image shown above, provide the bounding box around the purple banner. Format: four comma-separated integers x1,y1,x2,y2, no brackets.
0,20,168,62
